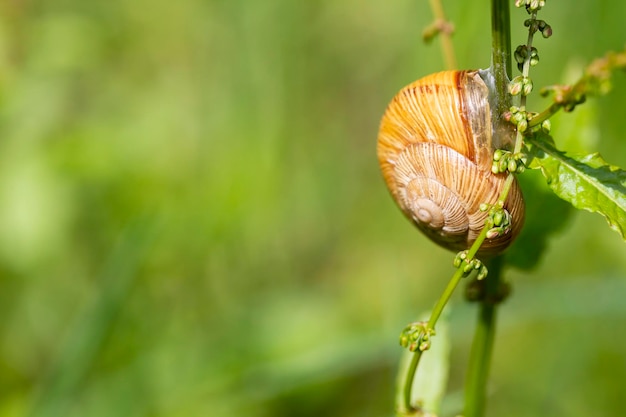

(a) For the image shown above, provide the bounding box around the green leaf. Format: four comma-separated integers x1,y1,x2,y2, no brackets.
505,170,573,270
526,133,626,240
506,93,596,270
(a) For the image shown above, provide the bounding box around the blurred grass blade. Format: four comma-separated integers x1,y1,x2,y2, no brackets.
26,218,156,417
527,133,626,240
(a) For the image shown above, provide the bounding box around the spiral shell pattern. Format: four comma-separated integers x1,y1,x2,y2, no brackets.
377,70,524,255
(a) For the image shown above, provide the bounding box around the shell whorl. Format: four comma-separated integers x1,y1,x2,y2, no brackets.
377,70,525,255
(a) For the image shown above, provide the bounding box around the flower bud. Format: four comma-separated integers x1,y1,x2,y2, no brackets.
542,25,553,38
522,77,533,96
498,158,508,173
486,228,501,240
493,211,504,227
477,266,488,280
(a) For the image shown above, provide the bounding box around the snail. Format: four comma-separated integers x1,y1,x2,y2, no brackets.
377,70,524,255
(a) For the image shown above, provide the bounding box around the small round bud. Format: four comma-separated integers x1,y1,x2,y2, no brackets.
454,251,468,268
472,261,481,271
509,82,522,96
509,76,525,96
477,266,488,281
512,111,526,125
522,78,533,96
493,211,504,227
508,159,518,173
514,45,526,64
530,56,539,66
486,228,501,240
498,158,508,173
542,25,553,38
529,0,544,10
517,118,528,133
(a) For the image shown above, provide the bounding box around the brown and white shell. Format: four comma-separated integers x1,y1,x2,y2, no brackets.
377,70,524,255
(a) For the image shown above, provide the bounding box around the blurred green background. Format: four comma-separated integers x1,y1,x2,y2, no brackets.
0,1,625,416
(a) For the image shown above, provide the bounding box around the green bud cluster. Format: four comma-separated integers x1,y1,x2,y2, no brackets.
483,206,512,240
524,19,552,38
511,0,553,127
509,75,533,97
453,250,488,280
504,106,529,132
491,149,527,174
399,321,434,352
537,19,553,38
514,45,540,72
505,106,551,135
515,0,546,12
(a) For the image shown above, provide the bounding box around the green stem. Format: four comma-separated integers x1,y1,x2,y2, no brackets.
490,0,511,86
462,2,512,417
497,174,515,206
512,9,538,154
400,265,466,411
489,0,512,131
528,102,561,128
400,226,491,413
464,258,503,417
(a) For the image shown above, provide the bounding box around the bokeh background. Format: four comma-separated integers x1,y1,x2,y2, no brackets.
0,1,625,416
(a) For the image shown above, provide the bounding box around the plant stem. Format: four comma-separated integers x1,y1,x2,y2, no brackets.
510,9,538,154
462,2,512,417
428,0,457,70
400,226,491,413
489,0,512,120
400,2,520,414
528,102,561,128
463,258,503,417
497,175,515,206
400,265,466,411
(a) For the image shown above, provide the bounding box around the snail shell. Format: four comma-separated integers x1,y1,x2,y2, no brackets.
377,70,524,255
